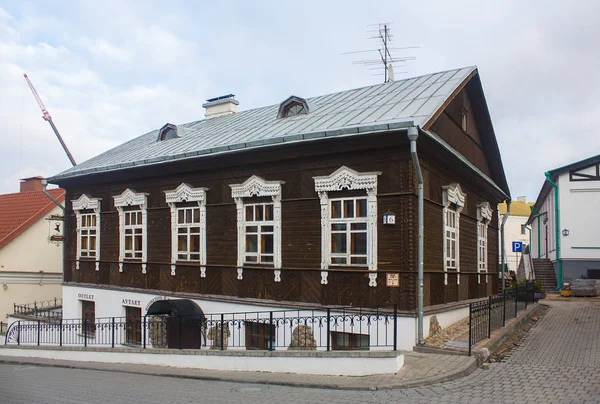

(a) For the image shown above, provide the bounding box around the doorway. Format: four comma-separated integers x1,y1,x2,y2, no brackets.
125,306,142,345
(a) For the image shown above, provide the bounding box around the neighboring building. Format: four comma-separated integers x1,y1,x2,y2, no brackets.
498,197,534,272
0,177,64,320
48,66,510,349
527,154,600,285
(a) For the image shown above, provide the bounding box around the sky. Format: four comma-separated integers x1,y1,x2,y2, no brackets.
0,1,598,200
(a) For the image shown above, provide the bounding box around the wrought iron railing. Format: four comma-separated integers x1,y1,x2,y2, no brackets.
0,321,7,334
468,281,535,355
5,305,399,351
14,298,63,320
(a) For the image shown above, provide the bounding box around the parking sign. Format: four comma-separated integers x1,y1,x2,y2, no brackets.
512,241,523,253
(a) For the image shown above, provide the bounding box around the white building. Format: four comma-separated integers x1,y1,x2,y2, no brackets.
0,177,64,320
527,154,600,285
498,197,533,274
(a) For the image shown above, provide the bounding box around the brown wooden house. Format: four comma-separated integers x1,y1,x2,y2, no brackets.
48,66,510,324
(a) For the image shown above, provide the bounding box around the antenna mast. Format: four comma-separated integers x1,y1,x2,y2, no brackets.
23,73,77,166
342,23,418,83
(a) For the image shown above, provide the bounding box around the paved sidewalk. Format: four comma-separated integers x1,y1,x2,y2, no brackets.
0,303,540,391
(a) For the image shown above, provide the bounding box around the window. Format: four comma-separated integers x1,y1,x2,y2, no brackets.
331,331,369,351
520,224,526,235
330,197,368,266
461,107,468,132
277,95,310,119
72,194,101,271
477,202,492,283
165,183,208,276
245,321,275,350
231,176,284,280
113,189,148,273
124,210,143,259
442,184,466,285
313,166,380,287
244,203,274,264
157,123,179,141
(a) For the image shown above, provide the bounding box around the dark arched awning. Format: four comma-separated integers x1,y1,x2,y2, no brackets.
146,299,205,320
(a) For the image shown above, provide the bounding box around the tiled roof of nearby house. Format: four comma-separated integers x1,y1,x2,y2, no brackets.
498,201,534,217
48,66,510,198
0,188,65,249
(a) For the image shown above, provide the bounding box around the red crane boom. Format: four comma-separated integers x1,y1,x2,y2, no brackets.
23,73,77,166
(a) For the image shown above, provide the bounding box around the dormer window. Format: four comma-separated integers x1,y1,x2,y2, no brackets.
158,123,179,141
277,96,310,119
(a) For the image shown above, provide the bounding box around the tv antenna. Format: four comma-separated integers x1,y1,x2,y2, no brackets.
342,23,418,83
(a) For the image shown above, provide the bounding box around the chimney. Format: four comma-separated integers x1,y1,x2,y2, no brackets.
202,94,239,119
517,196,527,203
20,176,44,193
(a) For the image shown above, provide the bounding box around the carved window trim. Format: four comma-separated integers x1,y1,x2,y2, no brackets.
113,189,149,273
314,166,380,287
442,183,466,285
72,194,102,271
477,202,492,284
164,183,208,277
230,176,284,281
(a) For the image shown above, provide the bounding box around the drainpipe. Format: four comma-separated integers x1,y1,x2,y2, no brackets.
407,126,424,345
524,225,532,279
41,179,65,211
500,199,511,294
530,205,541,258
544,172,562,291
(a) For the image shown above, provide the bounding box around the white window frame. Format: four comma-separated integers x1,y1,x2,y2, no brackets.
164,183,208,277
329,196,369,266
314,166,380,287
113,189,148,273
442,183,466,285
243,202,275,264
477,202,493,284
72,194,102,271
230,176,284,282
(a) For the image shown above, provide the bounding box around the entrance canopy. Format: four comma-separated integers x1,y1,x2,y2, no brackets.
146,299,205,319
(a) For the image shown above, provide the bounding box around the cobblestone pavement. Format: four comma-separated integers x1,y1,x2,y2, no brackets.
1,300,599,403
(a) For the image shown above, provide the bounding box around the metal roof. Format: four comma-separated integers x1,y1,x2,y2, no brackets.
49,66,477,181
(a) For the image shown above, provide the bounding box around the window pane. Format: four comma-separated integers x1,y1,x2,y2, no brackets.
331,223,346,231
190,227,200,234
351,223,367,231
351,256,367,265
125,236,132,250
262,234,274,254
262,225,274,233
331,201,342,218
245,206,254,221
265,205,273,221
178,228,187,234
246,255,257,263
255,205,263,221
186,209,192,223
125,213,131,226
246,235,258,252
356,199,367,217
89,236,96,251
190,253,200,261
351,232,367,255
81,237,88,250
178,253,187,260
134,235,142,251
344,200,354,218
331,257,347,265
190,235,200,253
262,255,274,263
137,212,142,224
193,208,200,223
332,233,347,254
178,235,187,252
178,209,185,224
246,226,258,233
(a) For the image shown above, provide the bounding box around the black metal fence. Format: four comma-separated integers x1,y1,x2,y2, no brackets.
468,281,535,355
14,298,63,320
0,321,7,334
5,305,399,351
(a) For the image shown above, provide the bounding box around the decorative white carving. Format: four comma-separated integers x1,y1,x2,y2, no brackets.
320,271,328,285
314,166,380,272
72,194,102,270
164,184,208,271
477,202,492,284
442,184,466,285
477,201,493,222
369,273,377,287
200,266,206,278
230,176,284,270
314,166,380,193
237,267,244,280
170,265,176,276
113,189,148,271
274,270,281,282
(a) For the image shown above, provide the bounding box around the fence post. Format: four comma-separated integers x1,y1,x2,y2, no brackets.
468,303,472,356
143,316,147,349
17,321,20,345
37,320,41,346
525,285,528,309
488,296,492,338
515,288,518,318
269,311,274,351
179,316,183,350
84,319,88,348
326,309,331,352
59,319,63,347
111,318,115,348
502,290,506,326
393,304,398,351
220,314,224,351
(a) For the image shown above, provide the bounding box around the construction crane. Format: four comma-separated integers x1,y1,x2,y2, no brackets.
23,73,77,166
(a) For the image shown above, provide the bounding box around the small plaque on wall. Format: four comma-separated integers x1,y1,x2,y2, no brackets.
386,273,400,287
